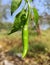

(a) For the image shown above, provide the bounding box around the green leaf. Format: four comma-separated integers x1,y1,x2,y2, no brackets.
11,0,21,14
33,8,39,25
8,10,27,34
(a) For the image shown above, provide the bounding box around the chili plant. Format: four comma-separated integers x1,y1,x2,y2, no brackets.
8,0,39,58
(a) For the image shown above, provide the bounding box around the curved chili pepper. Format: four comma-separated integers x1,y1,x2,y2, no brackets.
22,21,28,58
22,2,30,58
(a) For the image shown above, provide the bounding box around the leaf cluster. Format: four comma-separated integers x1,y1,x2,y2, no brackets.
9,10,27,34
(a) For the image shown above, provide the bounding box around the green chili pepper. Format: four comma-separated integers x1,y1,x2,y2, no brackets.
22,2,30,58
22,21,28,58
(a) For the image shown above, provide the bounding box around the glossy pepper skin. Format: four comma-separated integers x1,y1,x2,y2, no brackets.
22,3,30,58
22,19,28,58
